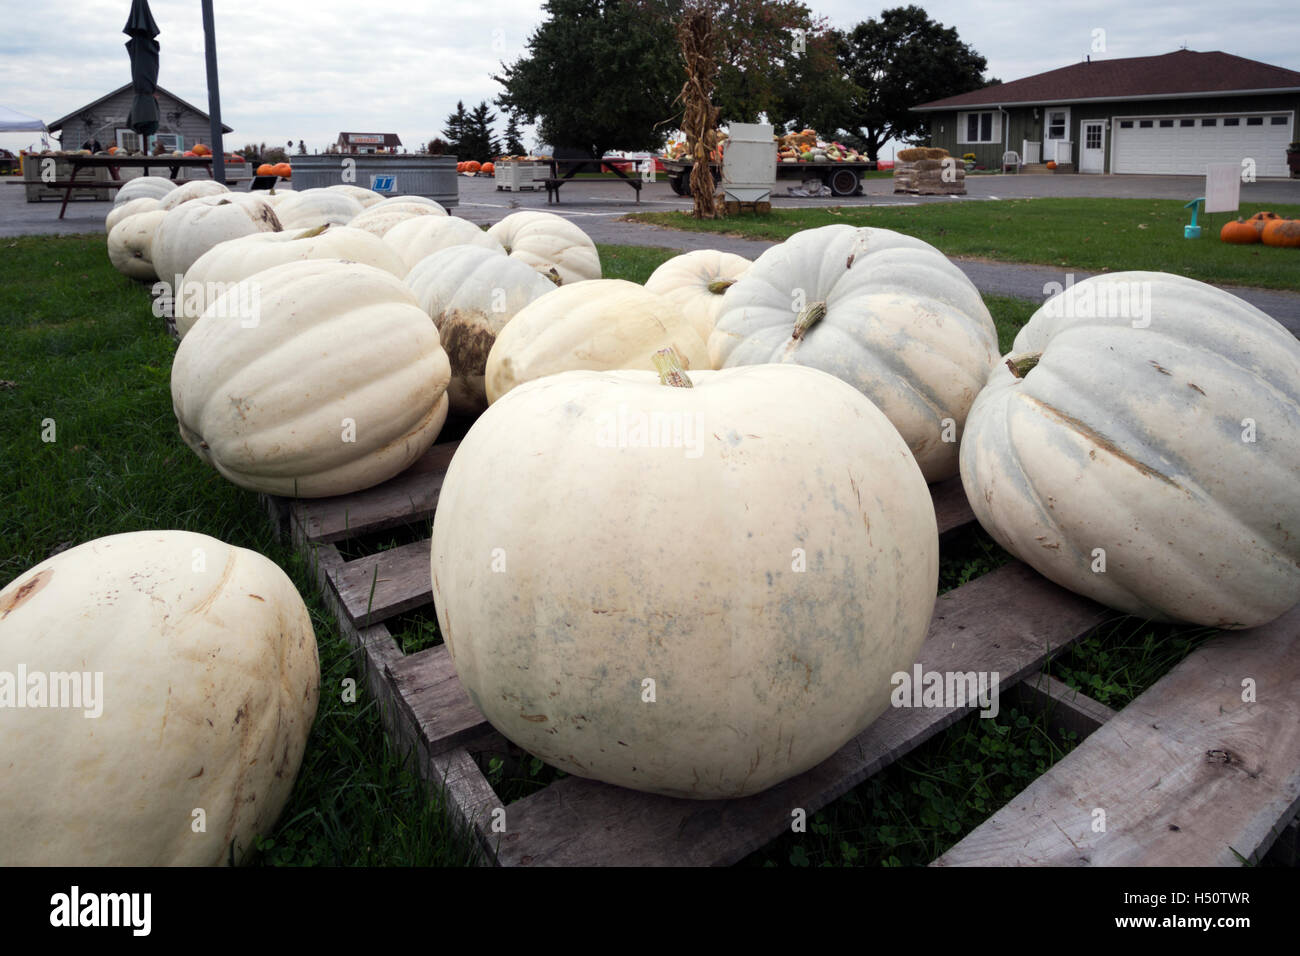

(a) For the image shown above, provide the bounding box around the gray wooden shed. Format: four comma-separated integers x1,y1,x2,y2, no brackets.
47,83,232,153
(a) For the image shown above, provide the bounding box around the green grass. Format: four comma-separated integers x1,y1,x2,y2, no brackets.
625,198,1300,291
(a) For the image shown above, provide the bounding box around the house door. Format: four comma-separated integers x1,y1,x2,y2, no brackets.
1080,120,1105,173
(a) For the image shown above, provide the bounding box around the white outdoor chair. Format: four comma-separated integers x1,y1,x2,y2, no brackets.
1002,151,1021,173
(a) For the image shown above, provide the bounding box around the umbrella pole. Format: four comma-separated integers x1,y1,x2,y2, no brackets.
201,0,226,184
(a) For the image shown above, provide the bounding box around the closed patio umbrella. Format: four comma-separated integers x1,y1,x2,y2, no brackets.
123,0,160,140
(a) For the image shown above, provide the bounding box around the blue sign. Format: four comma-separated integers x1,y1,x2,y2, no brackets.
371,175,396,192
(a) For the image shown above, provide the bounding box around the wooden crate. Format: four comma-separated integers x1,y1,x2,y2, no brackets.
265,438,1300,867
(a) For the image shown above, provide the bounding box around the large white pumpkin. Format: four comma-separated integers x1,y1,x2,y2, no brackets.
106,195,162,233
171,259,451,497
107,209,167,282
349,202,447,238
272,189,365,230
486,210,602,285
157,179,230,211
382,215,504,273
644,249,751,345
325,184,385,208
176,225,409,337
0,530,319,865
113,175,177,205
405,245,555,414
432,360,938,798
960,271,1300,628
484,279,708,403
152,195,282,294
711,224,998,482
369,195,446,211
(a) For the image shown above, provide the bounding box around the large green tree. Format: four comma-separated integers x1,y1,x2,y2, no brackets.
441,101,470,156
838,6,995,161
502,112,526,155
459,102,502,161
494,0,682,158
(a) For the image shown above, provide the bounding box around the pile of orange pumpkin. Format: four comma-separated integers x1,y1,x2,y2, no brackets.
1220,210,1300,247
255,162,293,179
457,161,490,174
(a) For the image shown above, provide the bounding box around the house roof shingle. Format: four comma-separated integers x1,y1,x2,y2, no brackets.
913,50,1300,111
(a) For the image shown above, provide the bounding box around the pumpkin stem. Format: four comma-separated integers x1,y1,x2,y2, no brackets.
295,224,330,239
544,267,562,287
707,278,735,295
792,300,827,340
652,348,694,388
1006,353,1042,379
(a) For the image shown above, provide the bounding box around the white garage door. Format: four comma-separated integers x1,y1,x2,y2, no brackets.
1112,112,1293,177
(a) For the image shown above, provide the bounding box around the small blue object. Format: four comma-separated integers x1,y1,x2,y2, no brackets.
1183,196,1204,239
370,174,396,192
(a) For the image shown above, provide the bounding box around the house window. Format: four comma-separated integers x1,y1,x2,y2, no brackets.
152,132,183,151
1119,120,1133,128
1271,116,1288,125
959,111,998,144
1046,109,1068,140
1179,119,1195,127
1246,117,1263,126
1085,125,1102,149
116,130,142,151
1159,119,1174,128
1202,118,1217,126
1224,118,1240,126
1139,120,1153,128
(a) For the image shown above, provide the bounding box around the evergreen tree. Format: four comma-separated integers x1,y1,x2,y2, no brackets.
441,101,470,156
503,112,526,156
460,102,501,162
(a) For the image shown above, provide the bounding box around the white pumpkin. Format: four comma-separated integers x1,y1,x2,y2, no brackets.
112,175,177,205
171,259,451,497
960,271,1300,628
710,224,997,482
176,225,409,337
324,184,385,208
349,202,447,238
484,279,708,403
0,530,319,865
105,196,161,233
152,195,282,294
382,216,504,273
644,249,751,345
432,359,938,798
157,179,230,211
107,209,167,282
272,189,365,230
405,245,555,414
486,210,602,285
259,188,297,207
369,195,446,211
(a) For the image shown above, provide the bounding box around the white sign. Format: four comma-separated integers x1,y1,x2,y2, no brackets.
1204,164,1240,214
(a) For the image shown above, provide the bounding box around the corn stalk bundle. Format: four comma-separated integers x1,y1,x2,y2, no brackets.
676,3,722,219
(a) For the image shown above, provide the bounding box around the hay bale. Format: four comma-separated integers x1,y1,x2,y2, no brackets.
896,147,929,162
924,147,950,160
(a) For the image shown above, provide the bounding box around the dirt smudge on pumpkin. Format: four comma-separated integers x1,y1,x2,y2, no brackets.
440,310,496,376
1024,396,1182,490
0,569,52,619
521,712,548,722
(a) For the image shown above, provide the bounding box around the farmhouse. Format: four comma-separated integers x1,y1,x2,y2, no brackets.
47,83,231,153
913,50,1300,177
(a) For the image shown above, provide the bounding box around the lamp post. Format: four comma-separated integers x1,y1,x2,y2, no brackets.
201,0,226,183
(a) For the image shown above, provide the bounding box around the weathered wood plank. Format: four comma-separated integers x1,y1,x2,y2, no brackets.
332,539,432,627
491,562,1109,867
931,474,976,538
1012,672,1117,741
429,747,503,865
934,605,1300,867
291,441,459,544
388,644,493,757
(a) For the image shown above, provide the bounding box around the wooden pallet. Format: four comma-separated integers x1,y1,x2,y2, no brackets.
265,438,1299,866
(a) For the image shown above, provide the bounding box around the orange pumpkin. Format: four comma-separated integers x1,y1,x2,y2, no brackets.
1261,219,1300,248
481,162,495,175
1220,219,1261,244
107,146,118,155
1247,210,1282,236
257,163,276,176
272,162,292,179
1046,160,1058,170
465,161,482,173
191,144,211,157
456,162,466,172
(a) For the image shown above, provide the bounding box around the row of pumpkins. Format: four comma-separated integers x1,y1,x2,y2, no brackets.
457,161,494,174
1220,210,1300,246
5,177,1299,864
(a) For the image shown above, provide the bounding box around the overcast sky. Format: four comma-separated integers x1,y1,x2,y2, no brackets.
3,0,1297,155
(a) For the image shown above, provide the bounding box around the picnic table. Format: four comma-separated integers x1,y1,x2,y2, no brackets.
52,155,217,219
544,152,643,204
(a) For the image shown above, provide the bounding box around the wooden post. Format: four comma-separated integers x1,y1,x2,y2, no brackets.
200,0,226,184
